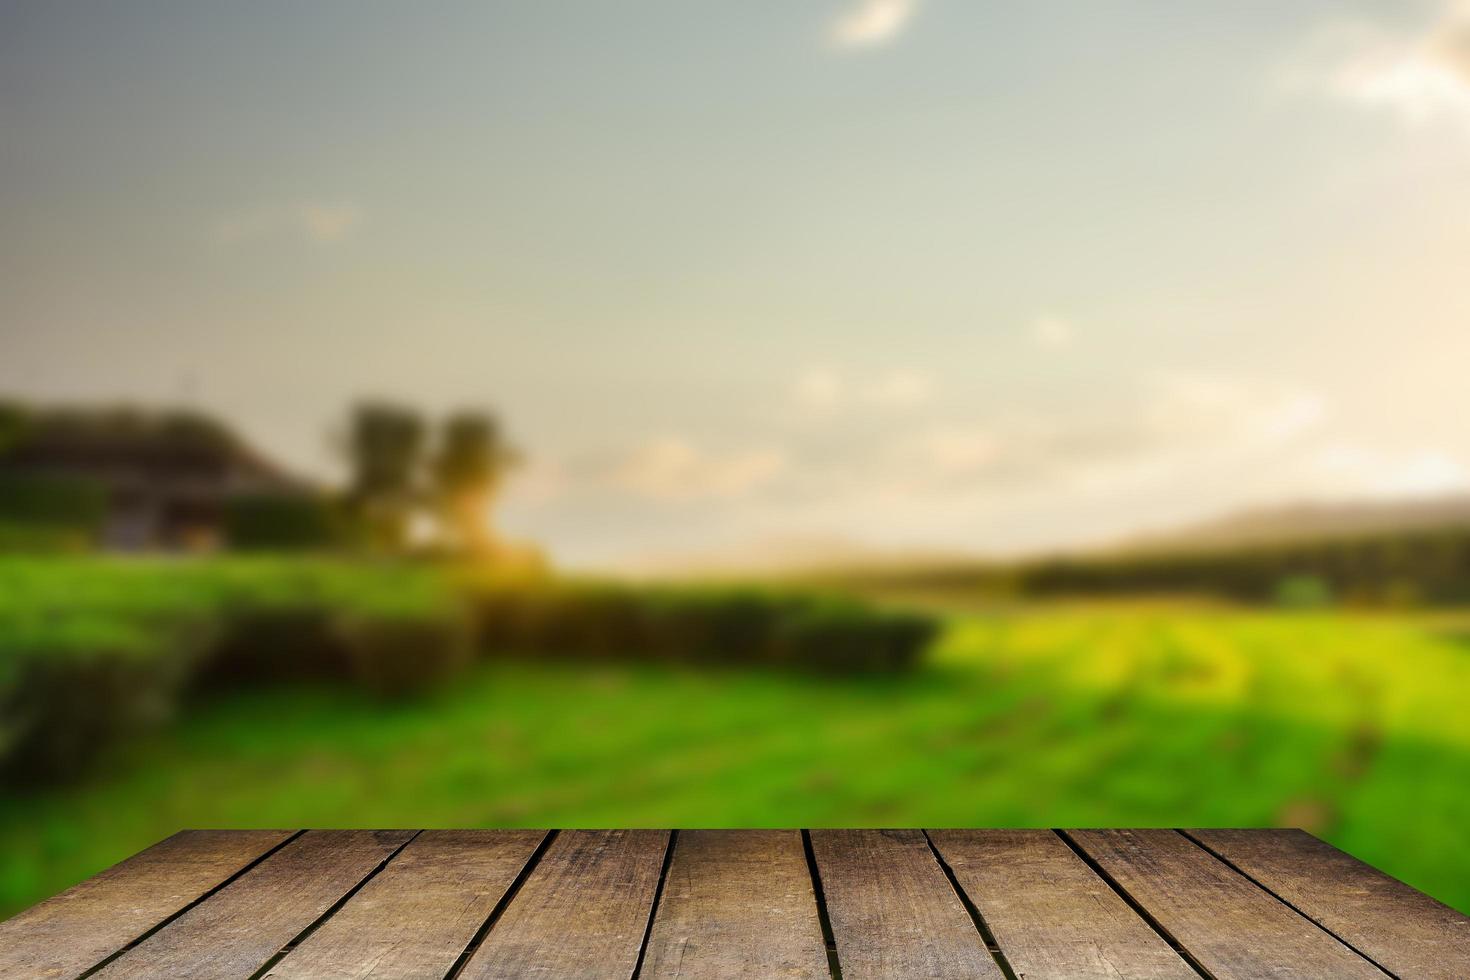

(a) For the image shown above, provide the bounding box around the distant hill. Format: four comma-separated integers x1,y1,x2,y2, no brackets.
1113,494,1470,556
617,534,980,580
809,493,1470,607
619,494,1470,582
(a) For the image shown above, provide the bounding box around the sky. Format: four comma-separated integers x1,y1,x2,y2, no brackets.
4,1,1470,567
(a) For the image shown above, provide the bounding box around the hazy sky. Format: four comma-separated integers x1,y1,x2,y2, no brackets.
4,1,1470,566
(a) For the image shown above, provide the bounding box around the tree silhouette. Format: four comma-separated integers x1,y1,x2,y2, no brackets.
345,401,425,551
431,411,518,554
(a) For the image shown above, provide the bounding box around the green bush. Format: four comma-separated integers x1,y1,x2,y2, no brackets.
0,558,464,785
0,474,106,541
223,494,342,551
335,608,473,698
1274,574,1333,609
0,559,939,790
464,579,938,674
770,597,936,673
0,614,204,784
195,607,348,689
0,522,92,554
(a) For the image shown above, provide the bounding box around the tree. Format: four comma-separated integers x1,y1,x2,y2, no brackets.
431,411,518,554
344,402,425,551
0,402,28,457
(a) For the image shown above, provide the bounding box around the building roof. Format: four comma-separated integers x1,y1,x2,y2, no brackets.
0,401,315,495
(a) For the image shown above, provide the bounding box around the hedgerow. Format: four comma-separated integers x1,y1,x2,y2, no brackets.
0,559,938,786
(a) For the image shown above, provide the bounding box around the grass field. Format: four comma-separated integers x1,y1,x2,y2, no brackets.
3,601,1468,918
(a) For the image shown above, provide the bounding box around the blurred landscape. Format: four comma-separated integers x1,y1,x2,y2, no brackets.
6,0,1470,924
2,396,1469,918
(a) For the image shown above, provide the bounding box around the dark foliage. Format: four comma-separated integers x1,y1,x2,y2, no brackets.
467,580,938,674
0,562,939,789
224,493,343,551
0,473,107,533
838,527,1470,607
0,634,200,785
335,609,474,698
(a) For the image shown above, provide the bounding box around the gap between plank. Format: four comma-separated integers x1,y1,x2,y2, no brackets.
1175,830,1398,980
442,829,559,980
247,830,423,980
800,830,844,980
921,831,1020,980
75,830,307,980
629,830,679,980
1054,830,1217,980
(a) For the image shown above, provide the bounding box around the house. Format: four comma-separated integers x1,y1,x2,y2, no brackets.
0,401,319,551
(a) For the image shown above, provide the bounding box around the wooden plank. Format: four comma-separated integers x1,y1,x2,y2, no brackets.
808,829,1003,980
456,829,670,980
88,830,415,980
262,830,547,979
639,830,829,980
0,829,294,980
929,829,1199,979
1068,829,1385,979
1189,828,1470,980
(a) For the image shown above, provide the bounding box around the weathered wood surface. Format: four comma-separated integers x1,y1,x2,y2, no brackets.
1068,829,1386,979
808,829,1005,979
2,827,1456,978
0,829,293,980
263,830,547,980
929,829,1198,979
89,830,415,980
640,830,829,980
455,829,670,980
1189,828,1470,980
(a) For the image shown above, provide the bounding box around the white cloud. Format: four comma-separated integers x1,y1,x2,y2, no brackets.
1144,372,1328,448
862,373,1331,505
1288,2,1470,125
504,458,569,505
506,369,1376,566
610,437,786,501
1311,444,1470,497
828,0,921,50
792,366,933,414
792,366,845,412
918,427,1000,475
1031,314,1075,351
212,202,364,245
298,203,364,242
866,369,932,408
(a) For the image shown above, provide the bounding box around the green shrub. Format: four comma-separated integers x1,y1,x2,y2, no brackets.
0,557,463,786
195,607,348,689
0,522,92,554
334,608,473,698
464,579,938,674
1274,574,1333,609
223,494,342,551
0,473,107,532
0,559,938,791
0,615,203,784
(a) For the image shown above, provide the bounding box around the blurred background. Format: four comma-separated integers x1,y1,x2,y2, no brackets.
4,0,1470,915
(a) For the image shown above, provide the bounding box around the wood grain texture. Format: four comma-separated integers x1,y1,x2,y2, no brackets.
1068,829,1385,979
263,830,547,980
455,829,670,980
639,830,829,980
88,830,415,980
0,829,294,980
1189,828,1470,980
808,829,1003,980
5,828,1463,978
929,829,1198,979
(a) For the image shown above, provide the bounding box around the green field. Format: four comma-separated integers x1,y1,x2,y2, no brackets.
4,601,1468,918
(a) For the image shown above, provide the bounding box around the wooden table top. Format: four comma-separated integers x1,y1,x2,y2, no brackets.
1,829,1466,979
